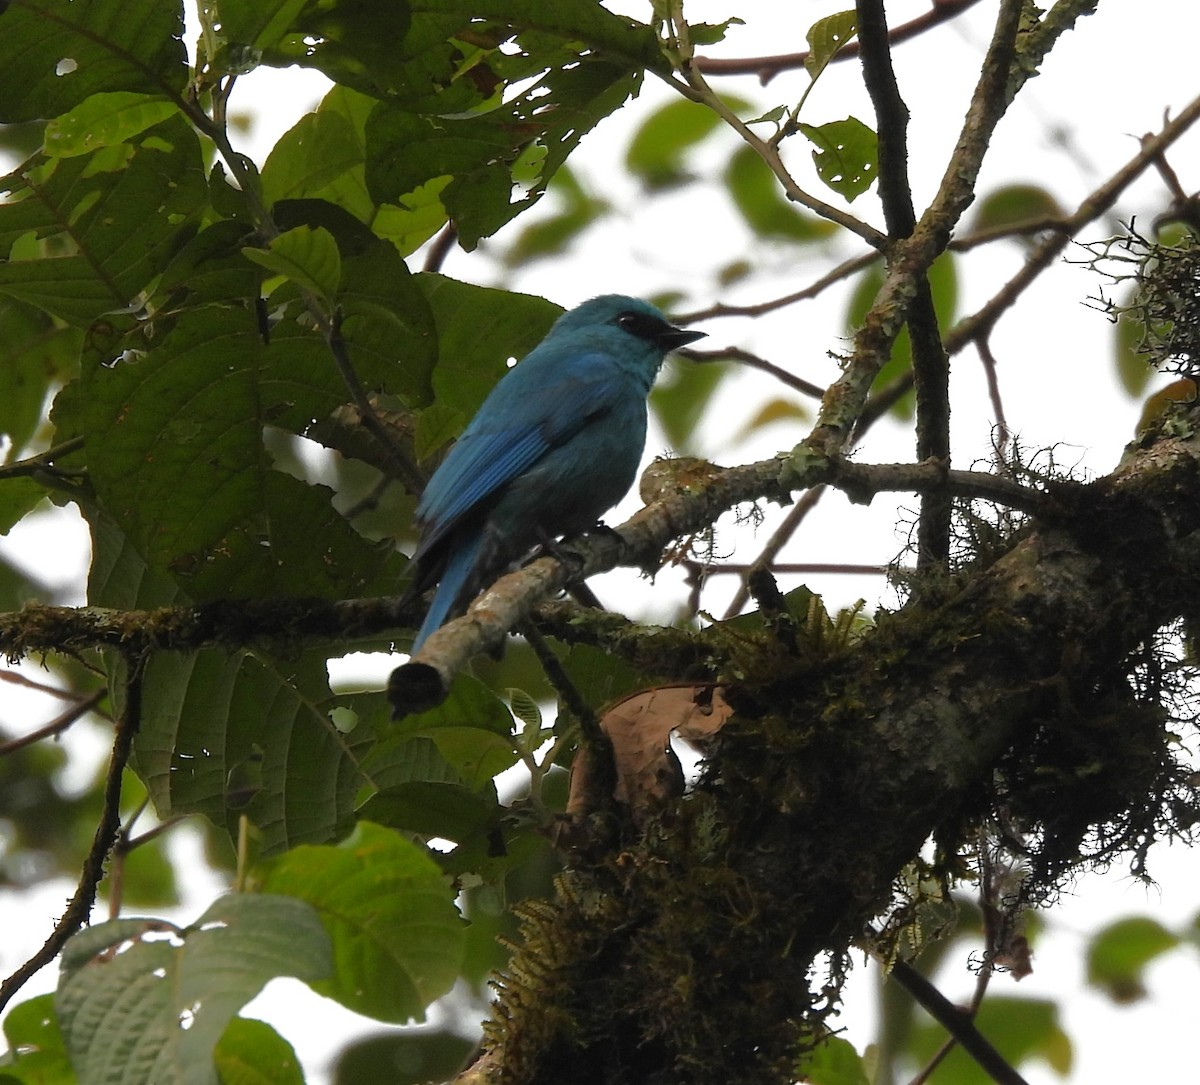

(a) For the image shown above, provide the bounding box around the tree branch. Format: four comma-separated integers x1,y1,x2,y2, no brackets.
689,345,825,399
693,0,986,83
946,91,1200,352
891,961,1030,1085
0,688,106,757
857,0,954,566
477,417,1200,1083
0,656,143,1013
664,5,887,250
808,0,1026,453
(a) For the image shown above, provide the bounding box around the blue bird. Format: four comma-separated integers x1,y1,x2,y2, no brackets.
403,294,706,652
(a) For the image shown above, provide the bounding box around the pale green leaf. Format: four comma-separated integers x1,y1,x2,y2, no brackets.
256,822,465,1023
805,12,858,79
243,226,341,306
56,896,330,1085
1086,915,1181,1002
44,93,178,158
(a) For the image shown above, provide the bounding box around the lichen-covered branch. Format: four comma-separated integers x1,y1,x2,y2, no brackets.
474,411,1200,1085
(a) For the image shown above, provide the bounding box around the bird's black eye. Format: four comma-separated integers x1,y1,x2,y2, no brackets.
615,310,669,340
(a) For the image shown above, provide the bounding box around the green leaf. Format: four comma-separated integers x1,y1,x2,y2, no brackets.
77,503,379,856
212,0,310,55
626,97,749,189
1112,283,1155,397
391,674,520,790
0,0,187,124
687,18,744,46
337,240,438,409
62,297,413,598
0,115,207,326
970,183,1064,235
56,895,331,1085
416,274,562,421
152,219,260,309
799,117,878,201
79,497,182,610
1086,915,1181,1002
412,400,464,463
805,12,858,79
734,397,811,444
354,6,653,247
212,1019,304,1085
358,780,498,843
258,1,663,98
0,478,46,535
256,822,465,1023
909,997,1072,1083
0,994,75,1085
651,356,733,451
800,1034,871,1085
0,301,82,458
43,93,178,157
130,650,378,853
503,167,609,267
332,1030,476,1085
262,87,452,258
358,733,468,794
724,146,838,241
507,687,543,732
556,643,646,715
243,226,342,306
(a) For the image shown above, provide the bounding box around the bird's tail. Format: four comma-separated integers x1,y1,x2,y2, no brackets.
410,531,486,653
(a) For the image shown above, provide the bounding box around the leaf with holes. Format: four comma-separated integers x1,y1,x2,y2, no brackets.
804,11,858,79
0,114,207,326
800,117,878,201
0,0,186,123
55,895,330,1085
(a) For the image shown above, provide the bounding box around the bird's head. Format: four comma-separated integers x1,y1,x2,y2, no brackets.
552,295,706,360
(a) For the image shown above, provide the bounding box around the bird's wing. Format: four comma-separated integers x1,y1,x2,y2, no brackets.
413,357,624,555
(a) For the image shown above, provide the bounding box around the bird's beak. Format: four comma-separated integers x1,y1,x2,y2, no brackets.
658,325,707,351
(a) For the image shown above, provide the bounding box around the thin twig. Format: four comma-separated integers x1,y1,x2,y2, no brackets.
520,623,604,753
977,336,1011,464
694,0,985,83
907,965,995,1085
722,485,828,619
689,346,825,399
0,437,86,481
106,798,149,920
0,656,144,1014
0,688,106,757
423,224,459,273
325,309,427,495
678,251,881,324
182,77,429,500
664,1,886,250
891,960,1031,1085
0,669,92,699
695,561,892,578
850,100,1200,458
946,91,1200,353
806,0,1026,455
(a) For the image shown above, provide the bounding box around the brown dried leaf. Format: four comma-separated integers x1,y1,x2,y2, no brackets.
566,686,734,828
